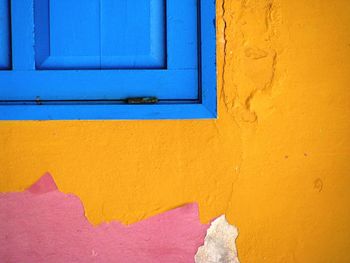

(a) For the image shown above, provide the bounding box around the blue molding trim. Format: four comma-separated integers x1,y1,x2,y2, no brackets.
0,104,215,120
0,0,217,120
199,0,217,119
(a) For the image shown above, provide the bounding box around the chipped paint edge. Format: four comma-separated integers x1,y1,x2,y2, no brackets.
195,215,239,263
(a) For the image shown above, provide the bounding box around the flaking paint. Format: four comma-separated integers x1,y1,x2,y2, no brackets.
1,0,350,262
0,174,209,262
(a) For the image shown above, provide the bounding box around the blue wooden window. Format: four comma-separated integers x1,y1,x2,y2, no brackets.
0,0,216,120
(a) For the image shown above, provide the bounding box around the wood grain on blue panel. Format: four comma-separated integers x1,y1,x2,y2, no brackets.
0,0,10,69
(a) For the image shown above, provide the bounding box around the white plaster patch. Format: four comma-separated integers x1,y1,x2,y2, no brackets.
195,215,239,263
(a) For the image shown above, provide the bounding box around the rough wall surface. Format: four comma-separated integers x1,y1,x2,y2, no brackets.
1,0,350,262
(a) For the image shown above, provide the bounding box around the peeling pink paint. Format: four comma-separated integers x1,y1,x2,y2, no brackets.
27,173,58,194
0,174,209,263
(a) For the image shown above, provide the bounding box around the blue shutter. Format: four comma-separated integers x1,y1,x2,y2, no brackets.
0,0,216,120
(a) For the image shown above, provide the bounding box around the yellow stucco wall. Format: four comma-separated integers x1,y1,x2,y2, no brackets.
1,0,350,262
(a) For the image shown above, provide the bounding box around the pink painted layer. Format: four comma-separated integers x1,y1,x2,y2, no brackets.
0,173,209,263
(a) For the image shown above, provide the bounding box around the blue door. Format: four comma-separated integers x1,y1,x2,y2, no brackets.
0,0,216,120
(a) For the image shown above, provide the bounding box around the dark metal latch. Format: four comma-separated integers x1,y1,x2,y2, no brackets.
126,97,158,104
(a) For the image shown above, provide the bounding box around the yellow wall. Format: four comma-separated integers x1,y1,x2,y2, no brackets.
1,0,350,262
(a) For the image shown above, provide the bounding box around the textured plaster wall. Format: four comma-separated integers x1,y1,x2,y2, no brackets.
1,0,350,262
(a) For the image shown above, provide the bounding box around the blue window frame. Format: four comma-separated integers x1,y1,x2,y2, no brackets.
0,0,216,120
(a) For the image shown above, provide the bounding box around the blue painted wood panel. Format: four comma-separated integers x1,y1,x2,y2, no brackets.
0,70,198,100
11,0,36,70
101,0,165,69
0,0,10,69
36,0,101,69
3,0,198,101
0,0,217,120
0,103,215,120
167,0,198,69
35,0,165,69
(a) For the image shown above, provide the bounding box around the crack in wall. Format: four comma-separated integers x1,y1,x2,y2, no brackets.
219,2,282,258
219,0,229,112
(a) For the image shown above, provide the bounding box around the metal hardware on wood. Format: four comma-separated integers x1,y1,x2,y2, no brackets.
126,97,158,104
